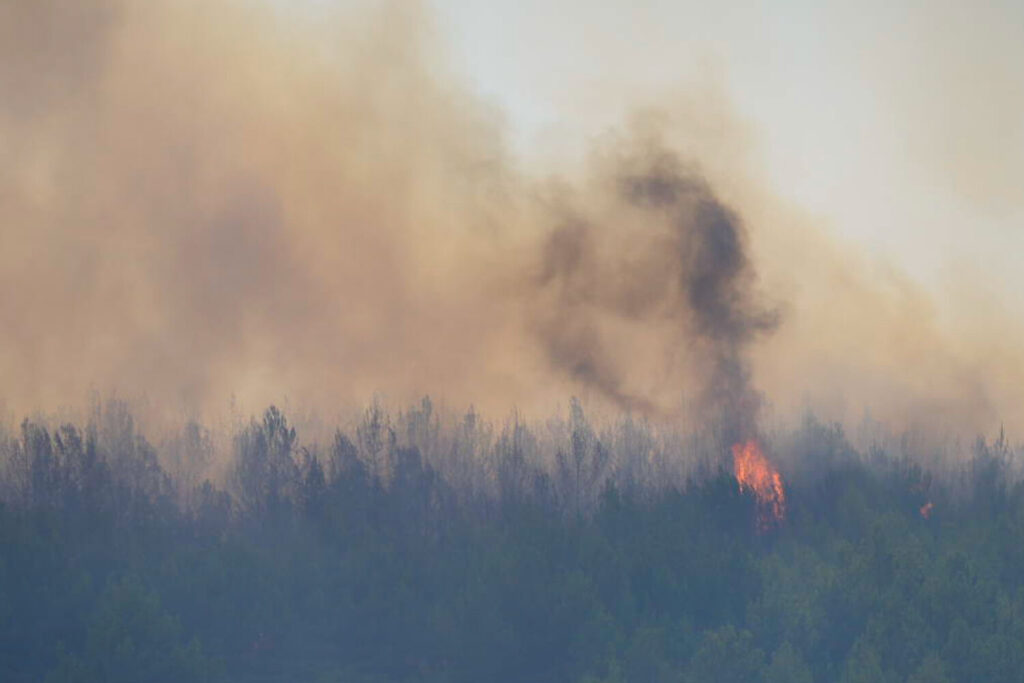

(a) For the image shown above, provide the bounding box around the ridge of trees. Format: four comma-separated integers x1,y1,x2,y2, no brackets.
0,398,1022,682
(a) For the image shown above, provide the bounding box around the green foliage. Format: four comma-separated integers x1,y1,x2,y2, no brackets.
2,402,1024,682
45,577,218,683
838,638,891,683
765,642,813,683
685,625,765,683
908,653,952,683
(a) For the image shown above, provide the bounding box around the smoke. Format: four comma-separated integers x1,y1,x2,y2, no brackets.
533,135,777,438
2,0,1024,439
0,0,534,417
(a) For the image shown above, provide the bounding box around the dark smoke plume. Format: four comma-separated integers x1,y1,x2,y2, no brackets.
533,140,778,438
3,0,1024,439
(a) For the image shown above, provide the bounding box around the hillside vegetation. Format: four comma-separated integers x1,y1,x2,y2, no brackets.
1,400,1022,683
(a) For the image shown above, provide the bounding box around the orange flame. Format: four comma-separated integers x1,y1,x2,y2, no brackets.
920,502,934,519
732,440,786,531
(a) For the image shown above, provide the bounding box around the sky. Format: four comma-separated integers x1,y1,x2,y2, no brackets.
3,0,1023,435
428,0,1024,307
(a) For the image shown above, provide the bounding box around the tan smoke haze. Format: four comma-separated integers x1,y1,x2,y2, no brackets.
2,0,1023,436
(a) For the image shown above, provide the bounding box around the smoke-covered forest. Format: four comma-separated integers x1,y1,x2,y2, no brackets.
2,398,1024,683
5,1,1024,681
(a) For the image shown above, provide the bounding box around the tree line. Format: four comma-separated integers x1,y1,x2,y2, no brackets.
1,398,1023,682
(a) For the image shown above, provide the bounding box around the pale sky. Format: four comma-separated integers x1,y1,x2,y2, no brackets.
427,0,1024,311
5,0,1022,425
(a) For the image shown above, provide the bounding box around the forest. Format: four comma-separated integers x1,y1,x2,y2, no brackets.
2,397,1023,683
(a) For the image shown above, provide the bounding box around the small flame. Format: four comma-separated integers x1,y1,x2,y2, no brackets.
732,440,786,531
920,502,934,519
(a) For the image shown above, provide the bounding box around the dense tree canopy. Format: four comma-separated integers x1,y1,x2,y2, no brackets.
0,400,1022,682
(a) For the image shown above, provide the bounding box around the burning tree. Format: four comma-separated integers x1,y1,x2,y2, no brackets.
732,439,786,531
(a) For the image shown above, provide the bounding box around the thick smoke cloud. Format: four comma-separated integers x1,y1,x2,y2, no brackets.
534,140,777,438
2,0,1024,439
0,0,535,418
